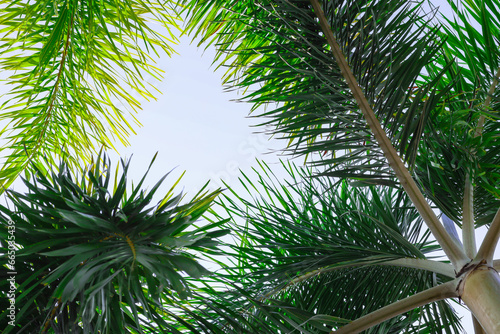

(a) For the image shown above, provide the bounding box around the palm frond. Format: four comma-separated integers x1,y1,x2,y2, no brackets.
197,161,462,333
413,0,500,228
0,153,226,333
183,0,450,186
0,0,179,189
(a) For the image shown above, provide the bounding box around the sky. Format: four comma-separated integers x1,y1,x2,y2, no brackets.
104,34,285,197
3,2,498,333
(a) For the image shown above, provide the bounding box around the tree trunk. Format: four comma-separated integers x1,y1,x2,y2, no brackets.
460,265,500,333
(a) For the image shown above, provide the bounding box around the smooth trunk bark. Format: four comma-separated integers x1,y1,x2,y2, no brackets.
461,266,500,333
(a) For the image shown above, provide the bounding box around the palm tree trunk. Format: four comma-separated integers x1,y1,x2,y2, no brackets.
460,264,500,333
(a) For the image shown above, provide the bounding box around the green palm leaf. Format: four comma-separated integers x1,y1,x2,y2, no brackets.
0,0,179,189
0,153,227,333
192,161,462,333
412,0,500,228
183,0,449,185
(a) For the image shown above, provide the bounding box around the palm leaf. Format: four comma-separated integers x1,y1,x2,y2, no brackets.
0,0,179,189
414,0,500,228
196,161,462,333
183,0,450,186
0,153,227,333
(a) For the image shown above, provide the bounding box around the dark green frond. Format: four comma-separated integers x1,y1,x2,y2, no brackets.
0,154,225,333
196,161,461,333
414,0,500,227
183,0,449,185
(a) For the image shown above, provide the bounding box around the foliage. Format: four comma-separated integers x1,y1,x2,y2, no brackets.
184,0,444,181
418,0,500,227
0,0,179,190
167,161,461,333
183,0,500,228
175,0,500,332
0,154,227,333
1,0,500,332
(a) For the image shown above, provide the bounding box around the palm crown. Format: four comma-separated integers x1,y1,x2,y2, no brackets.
179,0,500,332
0,154,227,333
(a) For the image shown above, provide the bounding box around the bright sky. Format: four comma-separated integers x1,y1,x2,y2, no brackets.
105,34,285,197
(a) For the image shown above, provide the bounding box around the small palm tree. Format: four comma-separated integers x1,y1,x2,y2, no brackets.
0,154,227,333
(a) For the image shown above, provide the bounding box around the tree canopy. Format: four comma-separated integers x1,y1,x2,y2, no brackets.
2,0,500,333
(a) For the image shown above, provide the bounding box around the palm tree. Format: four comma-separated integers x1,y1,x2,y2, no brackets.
178,0,500,332
0,154,227,333
2,0,500,333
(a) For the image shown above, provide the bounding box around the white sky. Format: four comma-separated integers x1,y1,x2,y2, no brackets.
104,34,285,197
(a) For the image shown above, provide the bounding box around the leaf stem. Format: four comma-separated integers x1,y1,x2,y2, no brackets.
475,209,500,264
463,176,476,258
262,258,455,301
36,4,75,153
309,0,469,269
474,66,500,137
332,279,459,334
6,2,76,187
463,66,500,261
471,67,500,266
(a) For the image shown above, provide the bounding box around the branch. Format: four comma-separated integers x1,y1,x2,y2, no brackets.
476,209,500,264
308,0,469,269
35,6,75,155
442,213,463,246
463,177,476,258
331,279,459,334
464,66,500,260
371,258,454,278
